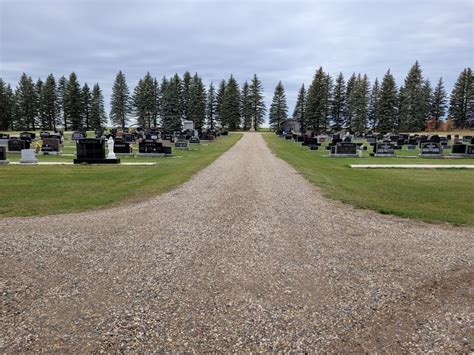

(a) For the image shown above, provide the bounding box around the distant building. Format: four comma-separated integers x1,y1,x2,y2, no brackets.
281,119,300,133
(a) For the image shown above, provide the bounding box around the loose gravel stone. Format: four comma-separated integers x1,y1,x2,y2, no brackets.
1,132,473,352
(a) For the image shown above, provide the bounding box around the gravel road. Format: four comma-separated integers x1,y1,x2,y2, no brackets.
1,132,473,352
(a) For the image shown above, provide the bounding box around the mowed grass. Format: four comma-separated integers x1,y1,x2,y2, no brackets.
264,133,474,225
0,133,242,217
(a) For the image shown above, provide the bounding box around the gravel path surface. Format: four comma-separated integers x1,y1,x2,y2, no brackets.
1,132,473,352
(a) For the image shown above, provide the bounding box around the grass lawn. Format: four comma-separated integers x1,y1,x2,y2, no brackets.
0,133,242,217
264,133,474,225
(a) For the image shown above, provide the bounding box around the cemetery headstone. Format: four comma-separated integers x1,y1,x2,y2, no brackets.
0,146,9,164
374,142,396,157
41,138,60,155
114,142,132,154
450,144,467,156
175,140,189,149
8,139,28,152
189,136,200,144
71,131,85,141
466,145,474,157
331,142,358,157
74,138,120,164
19,149,38,164
419,142,442,158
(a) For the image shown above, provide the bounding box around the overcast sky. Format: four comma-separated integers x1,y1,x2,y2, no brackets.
1,0,473,124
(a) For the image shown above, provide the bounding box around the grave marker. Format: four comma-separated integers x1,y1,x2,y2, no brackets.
419,142,442,158
19,149,38,164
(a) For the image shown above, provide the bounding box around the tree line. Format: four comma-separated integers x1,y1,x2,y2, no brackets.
0,63,472,132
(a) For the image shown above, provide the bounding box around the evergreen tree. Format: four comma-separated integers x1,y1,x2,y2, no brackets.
377,70,398,131
14,73,37,130
81,83,92,130
351,74,370,132
152,78,160,127
216,79,226,127
449,68,474,129
240,81,252,131
188,73,206,132
161,73,182,131
368,78,380,129
110,70,131,128
220,75,240,130
90,83,107,129
398,61,426,131
293,84,306,132
305,67,331,132
430,77,447,127
41,74,59,130
35,78,45,128
159,76,168,126
269,81,288,131
181,71,192,120
206,82,217,130
57,76,68,130
0,79,15,130
422,79,433,128
132,72,155,128
344,73,357,128
64,72,83,130
331,73,345,130
249,74,266,130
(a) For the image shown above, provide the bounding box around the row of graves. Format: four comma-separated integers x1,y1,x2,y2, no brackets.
0,131,65,162
277,130,474,158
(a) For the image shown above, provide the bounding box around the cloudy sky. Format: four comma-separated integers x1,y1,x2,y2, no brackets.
1,0,473,124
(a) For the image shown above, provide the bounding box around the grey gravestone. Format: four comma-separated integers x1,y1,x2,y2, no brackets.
189,136,200,144
374,143,396,157
19,149,38,164
466,145,474,157
419,142,442,158
175,141,189,150
331,142,358,157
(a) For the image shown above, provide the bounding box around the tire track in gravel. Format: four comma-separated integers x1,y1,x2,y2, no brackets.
1,132,473,352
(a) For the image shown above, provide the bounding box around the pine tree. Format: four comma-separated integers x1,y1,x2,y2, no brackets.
81,83,92,130
132,72,155,128
90,83,107,129
159,76,168,126
35,78,45,128
216,79,226,127
422,79,432,128
161,74,182,131
188,73,206,132
64,72,83,130
0,79,15,130
344,73,357,129
14,73,37,130
351,74,370,132
220,75,240,130
269,81,288,131
181,71,192,120
377,70,398,132
249,74,266,130
206,82,217,130
240,81,252,131
305,67,331,132
293,84,306,132
331,73,345,130
449,68,474,129
152,78,160,127
41,74,59,130
57,76,68,130
398,61,426,131
430,77,447,127
110,70,131,128
368,78,380,129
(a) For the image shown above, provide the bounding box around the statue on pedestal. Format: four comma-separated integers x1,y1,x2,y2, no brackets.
107,136,116,159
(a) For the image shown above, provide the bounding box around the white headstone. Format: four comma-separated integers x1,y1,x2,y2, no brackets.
107,137,116,159
19,149,38,164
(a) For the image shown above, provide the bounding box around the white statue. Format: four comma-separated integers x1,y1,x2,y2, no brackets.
107,136,116,159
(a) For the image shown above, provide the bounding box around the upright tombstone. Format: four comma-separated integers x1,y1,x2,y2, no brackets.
450,144,467,157
41,138,61,155
8,139,28,153
466,145,474,157
19,149,38,164
331,142,358,157
374,142,396,157
114,141,132,155
189,136,200,144
0,146,9,164
71,131,86,142
419,142,442,158
0,133,9,147
74,138,120,164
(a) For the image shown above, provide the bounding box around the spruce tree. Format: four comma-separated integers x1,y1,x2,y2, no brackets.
110,70,131,128
161,74,182,131
64,72,83,130
269,81,288,131
41,74,59,130
14,73,37,130
188,73,206,132
216,79,226,127
422,79,433,128
57,76,68,130
181,71,192,120
377,70,398,132
206,82,217,130
249,74,266,130
398,61,426,131
220,75,240,130
305,67,330,132
449,68,473,128
293,84,306,133
331,73,345,131
132,72,155,128
430,77,447,127
90,83,107,129
35,78,45,129
368,78,380,129
351,74,370,132
0,79,15,130
152,78,160,127
344,73,357,129
240,81,252,131
159,76,168,126
81,83,92,130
